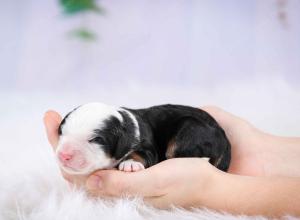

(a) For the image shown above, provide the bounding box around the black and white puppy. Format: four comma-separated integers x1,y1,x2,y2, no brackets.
56,103,231,175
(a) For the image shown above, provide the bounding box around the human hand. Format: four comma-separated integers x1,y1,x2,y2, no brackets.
87,156,300,215
86,157,219,208
43,113,218,208
43,106,268,183
201,106,267,176
44,107,300,213
81,106,273,208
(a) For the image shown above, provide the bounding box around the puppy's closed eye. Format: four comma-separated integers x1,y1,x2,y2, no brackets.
89,137,105,144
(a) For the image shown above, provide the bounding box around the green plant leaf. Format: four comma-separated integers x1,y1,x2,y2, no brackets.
69,27,97,41
60,0,103,15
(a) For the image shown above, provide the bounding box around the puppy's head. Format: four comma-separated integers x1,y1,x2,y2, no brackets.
56,102,140,175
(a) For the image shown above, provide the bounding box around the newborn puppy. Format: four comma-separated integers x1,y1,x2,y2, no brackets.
56,103,231,175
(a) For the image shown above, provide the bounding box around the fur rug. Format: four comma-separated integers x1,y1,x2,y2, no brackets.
0,87,299,220
0,159,275,220
0,126,297,220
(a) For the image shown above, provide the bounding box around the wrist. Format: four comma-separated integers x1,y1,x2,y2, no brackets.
260,133,300,177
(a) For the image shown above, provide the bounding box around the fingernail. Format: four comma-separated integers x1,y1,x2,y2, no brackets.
86,175,102,190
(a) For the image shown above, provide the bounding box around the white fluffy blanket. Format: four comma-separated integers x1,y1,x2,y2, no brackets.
0,122,296,220
0,159,273,220
0,87,299,220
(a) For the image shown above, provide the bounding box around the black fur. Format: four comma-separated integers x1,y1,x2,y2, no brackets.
59,104,231,171
126,104,231,171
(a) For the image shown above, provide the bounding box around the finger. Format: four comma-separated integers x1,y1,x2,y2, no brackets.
201,106,231,121
87,158,209,197
201,106,243,129
43,110,62,150
86,168,167,198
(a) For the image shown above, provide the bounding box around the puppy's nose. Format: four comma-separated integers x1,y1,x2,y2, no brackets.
58,151,74,162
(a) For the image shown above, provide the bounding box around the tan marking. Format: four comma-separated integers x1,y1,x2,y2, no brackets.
129,152,146,165
214,153,223,167
166,139,177,159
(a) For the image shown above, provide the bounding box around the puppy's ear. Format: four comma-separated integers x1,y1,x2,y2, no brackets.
113,111,139,159
114,132,135,159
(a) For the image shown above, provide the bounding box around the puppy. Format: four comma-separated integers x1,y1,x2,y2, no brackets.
56,103,231,175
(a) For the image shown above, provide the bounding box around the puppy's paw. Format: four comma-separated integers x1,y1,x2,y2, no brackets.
118,159,145,172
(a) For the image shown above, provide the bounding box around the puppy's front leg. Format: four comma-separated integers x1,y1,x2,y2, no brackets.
118,157,145,172
118,146,158,172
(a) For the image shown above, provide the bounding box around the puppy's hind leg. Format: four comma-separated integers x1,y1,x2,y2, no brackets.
167,118,231,171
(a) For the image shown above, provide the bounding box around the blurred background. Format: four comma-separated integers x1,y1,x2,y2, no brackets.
0,0,299,164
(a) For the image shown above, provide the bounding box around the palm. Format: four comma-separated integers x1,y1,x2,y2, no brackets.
202,106,266,176
227,131,265,176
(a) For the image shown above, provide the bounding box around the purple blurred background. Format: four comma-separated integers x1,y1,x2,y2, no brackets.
0,0,299,142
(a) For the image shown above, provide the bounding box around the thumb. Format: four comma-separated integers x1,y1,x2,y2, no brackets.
200,106,245,127
43,110,62,150
86,169,166,198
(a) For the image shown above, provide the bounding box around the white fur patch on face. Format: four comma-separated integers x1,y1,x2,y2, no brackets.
57,102,123,175
56,136,116,175
61,102,123,138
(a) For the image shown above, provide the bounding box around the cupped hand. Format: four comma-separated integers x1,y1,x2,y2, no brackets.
44,106,266,178
86,158,218,208
201,106,267,176
43,106,269,207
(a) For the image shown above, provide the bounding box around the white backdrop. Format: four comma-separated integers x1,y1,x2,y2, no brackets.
0,0,299,136
1,0,300,87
